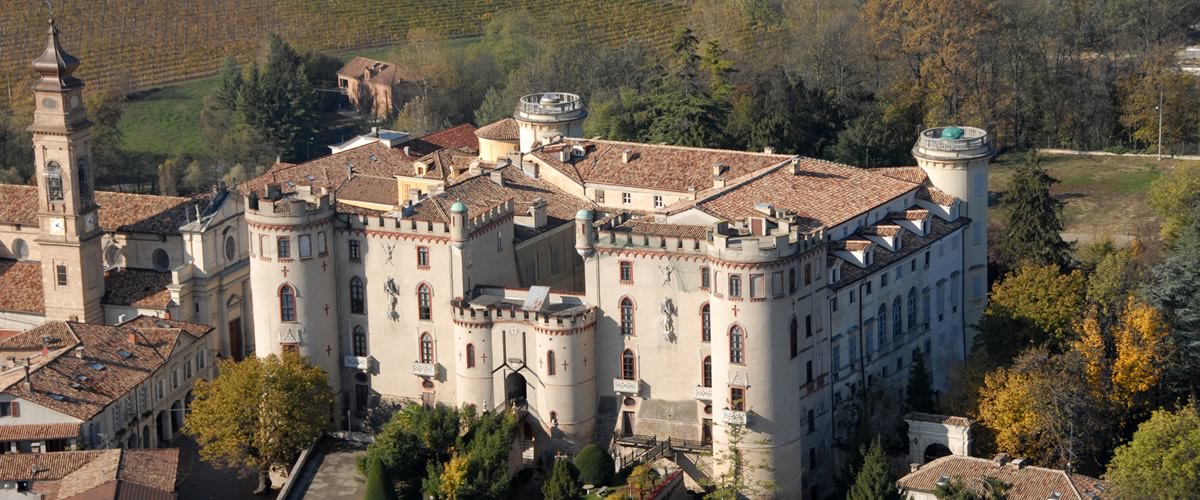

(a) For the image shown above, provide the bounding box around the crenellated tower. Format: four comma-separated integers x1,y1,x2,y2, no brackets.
30,19,104,323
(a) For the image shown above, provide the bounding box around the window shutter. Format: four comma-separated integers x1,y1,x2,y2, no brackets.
11,402,19,417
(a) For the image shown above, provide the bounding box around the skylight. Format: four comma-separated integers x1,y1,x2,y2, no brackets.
88,363,106,371
117,351,133,360
47,393,65,401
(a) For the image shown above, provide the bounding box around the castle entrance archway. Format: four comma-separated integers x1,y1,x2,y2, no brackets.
505,372,527,403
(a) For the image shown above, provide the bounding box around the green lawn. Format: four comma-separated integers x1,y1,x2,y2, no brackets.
119,77,220,158
988,152,1199,238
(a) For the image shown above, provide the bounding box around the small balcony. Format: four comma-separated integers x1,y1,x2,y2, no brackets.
343,355,369,370
721,409,748,426
412,361,436,377
613,378,639,394
693,386,713,401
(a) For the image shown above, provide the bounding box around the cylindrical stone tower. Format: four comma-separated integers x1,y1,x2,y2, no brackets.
912,127,994,338
534,308,597,453
453,304,495,410
513,92,587,152
245,187,342,398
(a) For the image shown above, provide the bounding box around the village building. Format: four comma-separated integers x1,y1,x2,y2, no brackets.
898,454,1113,500
0,447,178,499
336,56,407,117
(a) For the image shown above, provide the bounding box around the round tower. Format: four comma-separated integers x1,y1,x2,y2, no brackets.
574,209,594,258
705,226,807,496
245,187,342,396
513,92,587,152
452,302,495,410
533,307,597,455
912,127,994,335
449,200,468,249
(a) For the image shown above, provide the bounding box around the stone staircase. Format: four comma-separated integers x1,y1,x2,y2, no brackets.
521,440,535,467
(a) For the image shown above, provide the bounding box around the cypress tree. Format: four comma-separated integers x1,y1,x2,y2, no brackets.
364,456,398,500
847,440,901,500
996,152,1072,271
542,459,581,500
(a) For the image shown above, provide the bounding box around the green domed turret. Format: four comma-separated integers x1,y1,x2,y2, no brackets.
450,200,467,213
576,209,592,219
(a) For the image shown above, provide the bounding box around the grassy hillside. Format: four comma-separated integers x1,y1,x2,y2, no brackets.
0,0,689,100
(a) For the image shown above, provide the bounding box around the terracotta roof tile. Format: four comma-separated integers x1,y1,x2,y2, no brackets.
336,175,398,208
869,166,928,184
475,118,520,141
898,455,1113,499
407,123,479,155
240,141,415,197
890,209,931,221
52,448,177,499
119,448,179,492
102,269,172,308
835,216,969,287
607,216,710,240
117,315,214,339
0,422,81,441
917,185,958,206
0,185,209,235
541,138,792,192
336,56,407,87
0,450,105,481
697,158,920,231
0,321,203,421
0,259,44,313
861,225,901,237
835,239,873,252
905,411,973,428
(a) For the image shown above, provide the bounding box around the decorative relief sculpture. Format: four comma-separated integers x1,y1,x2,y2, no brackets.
383,278,400,321
660,297,677,343
659,263,674,286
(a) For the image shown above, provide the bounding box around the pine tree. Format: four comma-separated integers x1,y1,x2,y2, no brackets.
995,152,1072,271
364,456,398,500
215,56,244,111
542,459,581,500
1143,206,1200,400
847,439,901,500
239,34,319,162
906,350,936,413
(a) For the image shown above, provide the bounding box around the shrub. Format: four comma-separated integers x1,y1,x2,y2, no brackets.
1104,145,1129,155
364,456,398,500
574,444,614,486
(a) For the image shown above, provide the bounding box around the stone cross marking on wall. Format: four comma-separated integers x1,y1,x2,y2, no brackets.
732,304,740,317
322,261,327,272
324,304,330,316
562,359,569,370
325,345,332,357
582,356,587,367
281,266,290,278
481,353,488,363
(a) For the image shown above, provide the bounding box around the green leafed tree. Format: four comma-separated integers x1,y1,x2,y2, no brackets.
994,152,1072,271
847,439,901,500
574,444,614,487
830,113,913,167
364,456,399,500
239,33,319,162
185,352,334,494
1143,209,1200,400
543,459,581,500
1105,404,1200,498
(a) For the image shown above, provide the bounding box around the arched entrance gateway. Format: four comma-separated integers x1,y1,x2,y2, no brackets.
924,443,953,463
504,372,527,403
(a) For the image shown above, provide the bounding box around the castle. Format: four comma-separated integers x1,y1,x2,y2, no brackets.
0,23,992,499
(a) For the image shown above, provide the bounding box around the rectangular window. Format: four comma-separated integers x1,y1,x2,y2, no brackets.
654,195,664,208
865,281,872,295
809,447,817,469
497,231,503,251
701,267,711,289
924,251,930,269
807,409,816,433
277,237,290,259
619,261,633,282
55,264,67,287
318,232,328,255
806,360,813,383
937,282,946,320
881,271,889,287
622,192,631,205
831,295,838,312
789,269,797,293
866,323,876,355
805,315,813,338
417,246,429,268
750,274,765,298
298,235,312,258
729,275,742,297
772,272,784,296
355,384,369,413
595,190,605,203
349,240,361,262
259,235,269,257
849,290,855,304
804,263,812,285
896,266,903,280
730,387,746,411
910,259,916,272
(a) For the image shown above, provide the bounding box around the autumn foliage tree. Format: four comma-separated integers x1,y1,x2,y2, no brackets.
185,352,334,494
1105,404,1200,498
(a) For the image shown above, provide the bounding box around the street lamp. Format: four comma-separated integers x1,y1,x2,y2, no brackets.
1156,91,1164,161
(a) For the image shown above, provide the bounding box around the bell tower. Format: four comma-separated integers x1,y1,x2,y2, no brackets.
30,19,104,323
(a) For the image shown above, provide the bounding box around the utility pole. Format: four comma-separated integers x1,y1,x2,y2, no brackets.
1157,90,1164,161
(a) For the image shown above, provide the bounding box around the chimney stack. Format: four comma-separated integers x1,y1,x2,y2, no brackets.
22,365,31,391
490,170,504,186
530,198,548,228
789,158,802,175
764,146,776,154
712,164,727,189
74,346,84,359
128,332,138,345
622,150,632,163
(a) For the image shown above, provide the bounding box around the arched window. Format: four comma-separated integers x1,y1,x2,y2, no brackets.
46,162,63,202
620,298,634,336
729,325,745,364
466,344,476,369
77,157,91,203
729,275,742,297
701,303,711,342
280,285,296,321
878,304,887,343
350,277,365,314
621,349,636,380
418,284,432,320
547,350,557,376
419,333,434,364
789,316,799,358
907,287,918,331
702,356,712,388
352,326,367,357
892,296,903,338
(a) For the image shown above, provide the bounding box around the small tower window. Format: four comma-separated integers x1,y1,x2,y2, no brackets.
621,349,636,380
729,325,745,364
280,286,296,322
701,303,711,342
153,249,171,271
417,246,429,267
55,264,67,287
702,356,712,387
619,298,634,335
466,344,476,369
350,277,365,314
419,333,434,364
547,350,557,376
77,157,91,204
349,240,361,262
908,287,918,331
224,235,236,261
418,284,432,320
352,326,367,357
892,297,903,338
789,317,799,358
729,275,742,297
46,162,64,202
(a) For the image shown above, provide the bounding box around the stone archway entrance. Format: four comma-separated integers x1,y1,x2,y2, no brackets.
924,443,953,463
505,372,527,403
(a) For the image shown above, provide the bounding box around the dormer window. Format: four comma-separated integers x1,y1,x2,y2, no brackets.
46,162,64,202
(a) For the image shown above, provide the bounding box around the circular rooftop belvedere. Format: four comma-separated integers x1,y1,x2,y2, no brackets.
912,126,994,162
514,92,587,124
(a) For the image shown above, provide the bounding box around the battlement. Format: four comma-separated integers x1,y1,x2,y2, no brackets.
709,217,825,262
465,200,515,234
352,213,451,237
593,213,708,255
451,287,596,331
246,185,334,218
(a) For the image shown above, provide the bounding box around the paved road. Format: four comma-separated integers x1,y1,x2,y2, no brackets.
173,436,266,500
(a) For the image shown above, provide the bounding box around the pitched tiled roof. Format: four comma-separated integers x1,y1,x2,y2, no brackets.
0,185,209,235
917,185,958,206
0,450,105,481
55,448,178,499
905,411,973,428
0,259,44,313
608,216,710,240
102,270,172,308
240,141,416,197
405,165,594,242
406,123,479,156
538,138,792,192
0,320,209,421
337,56,407,87
898,455,1113,499
414,147,482,182
869,166,928,184
475,118,520,141
0,422,81,441
834,216,970,287
117,315,214,339
697,158,920,231
336,175,398,208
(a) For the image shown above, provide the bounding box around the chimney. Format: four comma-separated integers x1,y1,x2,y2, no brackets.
622,150,632,163
789,158,802,175
490,170,504,186
712,164,727,189
371,126,379,137
22,365,30,391
764,146,776,154
530,198,548,228
688,186,697,200
74,346,84,359
1011,457,1028,469
403,146,411,157
910,463,921,473
128,332,138,345
994,453,1009,466
408,188,421,204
